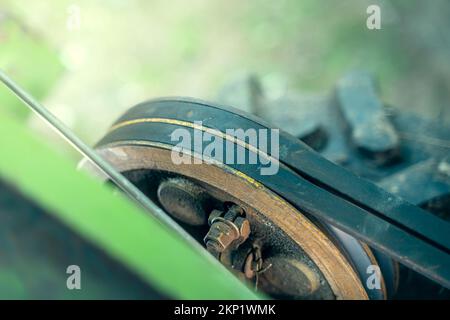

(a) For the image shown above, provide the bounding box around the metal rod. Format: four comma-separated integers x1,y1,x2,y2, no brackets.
0,69,199,246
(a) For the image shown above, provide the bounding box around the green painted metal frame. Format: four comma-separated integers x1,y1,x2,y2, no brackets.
0,108,259,299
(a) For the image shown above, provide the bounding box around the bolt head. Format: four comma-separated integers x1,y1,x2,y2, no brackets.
234,217,251,240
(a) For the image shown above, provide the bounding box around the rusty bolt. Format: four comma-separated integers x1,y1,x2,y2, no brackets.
204,220,240,252
204,205,250,257
233,217,251,241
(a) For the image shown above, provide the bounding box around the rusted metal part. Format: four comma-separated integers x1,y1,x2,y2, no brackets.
87,89,450,298
243,245,267,280
236,243,272,292
154,175,272,289
204,205,250,259
213,72,450,298
99,99,450,289
87,145,368,299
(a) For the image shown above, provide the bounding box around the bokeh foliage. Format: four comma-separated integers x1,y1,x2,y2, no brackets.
1,0,449,141
0,15,62,120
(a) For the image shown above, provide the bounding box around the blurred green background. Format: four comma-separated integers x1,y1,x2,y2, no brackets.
1,0,449,153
